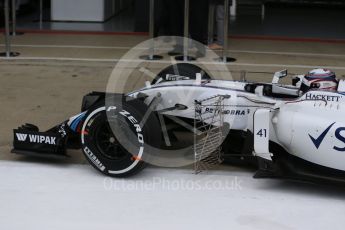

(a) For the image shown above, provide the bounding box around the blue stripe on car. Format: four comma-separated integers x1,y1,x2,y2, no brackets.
70,113,86,131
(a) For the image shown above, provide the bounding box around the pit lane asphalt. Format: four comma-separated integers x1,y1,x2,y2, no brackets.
1,160,345,230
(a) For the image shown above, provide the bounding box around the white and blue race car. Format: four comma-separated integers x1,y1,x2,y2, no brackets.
12,64,345,185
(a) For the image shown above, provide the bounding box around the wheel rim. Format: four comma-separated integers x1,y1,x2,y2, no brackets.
94,122,127,160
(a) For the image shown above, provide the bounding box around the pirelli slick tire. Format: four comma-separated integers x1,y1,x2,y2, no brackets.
152,63,211,84
81,99,160,177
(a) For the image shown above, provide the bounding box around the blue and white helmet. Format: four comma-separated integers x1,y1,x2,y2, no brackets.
300,69,338,92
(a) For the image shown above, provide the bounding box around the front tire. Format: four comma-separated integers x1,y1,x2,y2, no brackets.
81,97,160,177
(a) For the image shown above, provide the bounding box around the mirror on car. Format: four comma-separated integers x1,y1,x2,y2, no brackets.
272,69,288,84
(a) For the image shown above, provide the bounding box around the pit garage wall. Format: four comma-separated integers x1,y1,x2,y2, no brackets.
51,0,131,22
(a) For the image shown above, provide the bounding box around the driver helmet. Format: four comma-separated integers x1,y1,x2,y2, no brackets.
300,69,338,92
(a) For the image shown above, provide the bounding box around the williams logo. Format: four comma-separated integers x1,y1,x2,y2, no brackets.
15,133,57,145
308,123,345,151
16,133,28,141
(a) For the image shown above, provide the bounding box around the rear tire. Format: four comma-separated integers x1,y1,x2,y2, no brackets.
152,63,211,84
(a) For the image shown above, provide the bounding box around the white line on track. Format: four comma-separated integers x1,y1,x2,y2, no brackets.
1,44,345,58
1,56,345,70
228,50,345,58
0,44,132,50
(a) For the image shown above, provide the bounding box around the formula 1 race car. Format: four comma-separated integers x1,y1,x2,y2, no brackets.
12,64,345,185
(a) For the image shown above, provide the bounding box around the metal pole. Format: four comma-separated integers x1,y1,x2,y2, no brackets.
4,0,11,57
139,0,162,60
39,0,43,29
261,3,265,22
148,0,154,60
222,0,229,63
1,0,20,57
175,0,195,61
11,0,16,36
183,0,189,62
208,3,215,45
